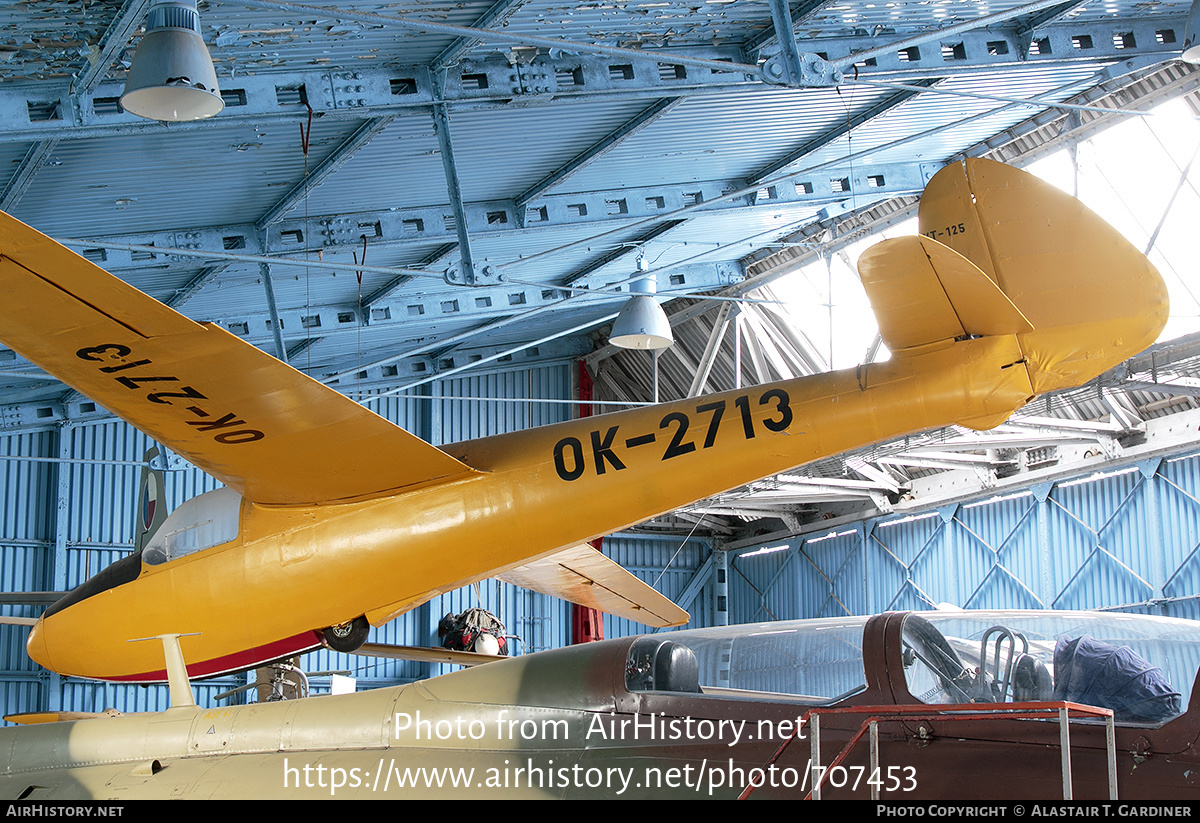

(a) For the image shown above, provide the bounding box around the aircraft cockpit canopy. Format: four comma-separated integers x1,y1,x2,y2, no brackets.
626,616,869,704
900,611,1197,723
141,486,242,566
624,611,1200,726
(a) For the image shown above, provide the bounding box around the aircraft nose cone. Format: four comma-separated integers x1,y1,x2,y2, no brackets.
26,616,52,671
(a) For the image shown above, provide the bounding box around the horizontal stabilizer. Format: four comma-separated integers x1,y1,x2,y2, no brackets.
4,711,107,725
0,615,38,626
354,642,504,667
497,543,689,628
0,211,479,505
858,235,1033,353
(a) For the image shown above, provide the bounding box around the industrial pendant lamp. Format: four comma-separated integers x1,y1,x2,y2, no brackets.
121,1,224,122
609,261,674,350
1185,0,1200,64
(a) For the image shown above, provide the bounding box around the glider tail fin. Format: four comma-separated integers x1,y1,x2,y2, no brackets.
916,158,1169,394
859,158,1167,398
134,447,168,554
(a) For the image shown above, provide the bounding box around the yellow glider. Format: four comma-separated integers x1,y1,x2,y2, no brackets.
2,158,1167,681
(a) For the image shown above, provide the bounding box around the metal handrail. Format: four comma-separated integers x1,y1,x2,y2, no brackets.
738,700,1117,800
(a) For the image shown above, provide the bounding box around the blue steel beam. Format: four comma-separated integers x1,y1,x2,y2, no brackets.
430,0,532,71
57,160,932,274
0,15,1185,144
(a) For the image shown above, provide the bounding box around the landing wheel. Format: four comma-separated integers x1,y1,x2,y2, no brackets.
323,616,369,652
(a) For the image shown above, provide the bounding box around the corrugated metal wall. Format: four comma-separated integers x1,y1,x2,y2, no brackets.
730,453,1200,625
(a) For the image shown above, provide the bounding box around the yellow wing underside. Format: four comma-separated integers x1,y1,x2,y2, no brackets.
0,212,477,506
496,544,690,628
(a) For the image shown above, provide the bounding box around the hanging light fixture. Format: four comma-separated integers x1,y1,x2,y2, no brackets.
609,259,674,350
121,1,224,122
1185,1,1200,64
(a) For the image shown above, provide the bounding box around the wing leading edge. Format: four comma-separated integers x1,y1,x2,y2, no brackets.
0,212,478,506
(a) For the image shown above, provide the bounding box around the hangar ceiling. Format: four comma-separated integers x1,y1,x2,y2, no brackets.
1,0,1199,539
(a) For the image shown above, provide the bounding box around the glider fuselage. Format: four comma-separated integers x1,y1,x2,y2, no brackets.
30,334,1030,680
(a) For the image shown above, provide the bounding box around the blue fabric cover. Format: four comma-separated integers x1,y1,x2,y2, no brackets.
1053,635,1181,723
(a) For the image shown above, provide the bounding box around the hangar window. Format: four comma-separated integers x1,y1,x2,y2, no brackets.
142,487,241,566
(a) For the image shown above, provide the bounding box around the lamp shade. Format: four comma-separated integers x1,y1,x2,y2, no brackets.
1186,0,1200,64
610,295,674,349
121,2,223,122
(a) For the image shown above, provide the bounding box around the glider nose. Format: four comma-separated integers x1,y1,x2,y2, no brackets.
26,615,52,671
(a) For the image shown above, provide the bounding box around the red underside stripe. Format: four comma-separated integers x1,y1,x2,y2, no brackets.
106,630,325,683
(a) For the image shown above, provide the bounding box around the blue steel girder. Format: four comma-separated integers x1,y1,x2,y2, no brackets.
952,498,1046,609
819,13,1184,78
432,104,481,285
1151,471,1200,601
743,0,838,55
0,1,153,210
40,259,738,354
0,14,1188,143
730,556,781,623
513,97,687,209
74,1,154,95
1048,473,1156,608
748,79,940,184
0,50,755,143
0,139,60,211
255,116,399,229
430,0,532,72
560,221,687,288
668,550,716,620
801,536,858,618
360,244,459,310
871,517,946,611
59,162,929,276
